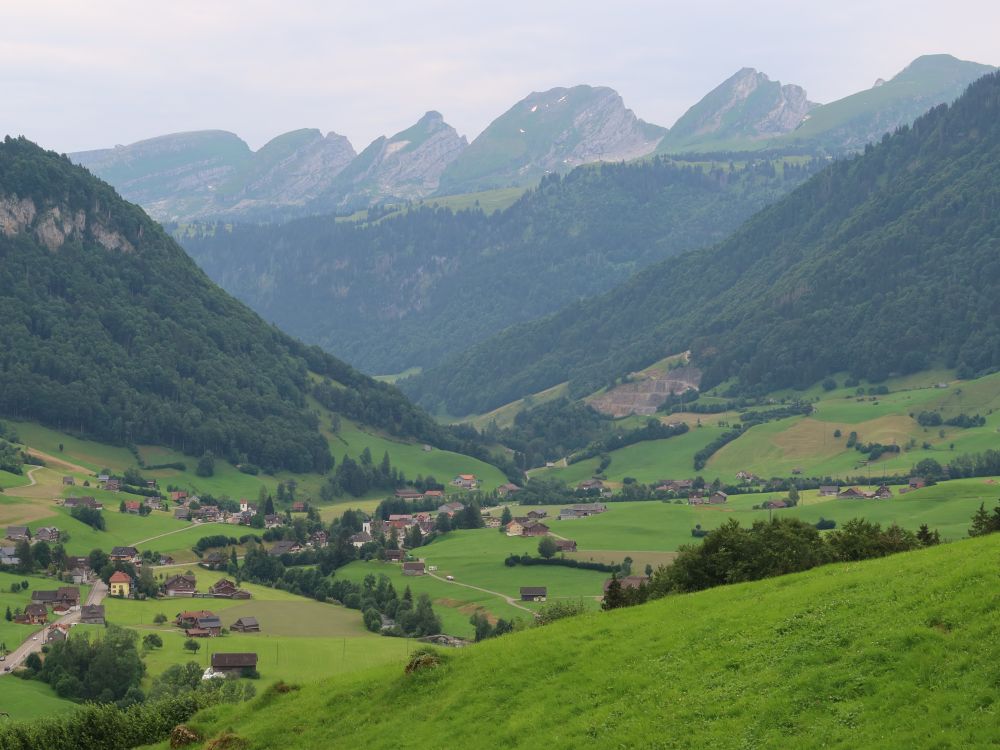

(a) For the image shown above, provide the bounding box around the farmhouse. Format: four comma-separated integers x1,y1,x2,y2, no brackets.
123,500,142,514
175,610,215,628
908,477,927,490
231,616,260,633
819,485,840,497
210,652,258,675
708,491,728,504
5,526,30,542
521,521,550,537
34,526,60,543
526,510,548,519
32,587,80,607
485,517,503,529
437,502,465,516
80,604,106,625
193,615,222,636
520,587,547,602
169,491,188,502
163,574,197,597
349,531,373,548
309,530,329,548
23,603,48,625
505,519,526,536
64,496,102,510
144,498,164,511
0,546,19,566
451,474,478,490
103,479,121,492
110,546,139,563
873,484,893,499
45,624,69,643
200,551,227,570
174,508,190,521
385,549,404,562
209,579,250,599
554,540,577,553
394,489,424,500
576,479,607,495
837,487,869,499
62,476,75,486
496,483,521,497
268,540,302,557
264,514,283,529
402,561,426,576
109,571,132,597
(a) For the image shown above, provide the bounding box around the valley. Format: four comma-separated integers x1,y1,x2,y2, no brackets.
2,11,1000,747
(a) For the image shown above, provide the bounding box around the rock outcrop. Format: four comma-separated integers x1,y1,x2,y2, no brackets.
658,68,814,152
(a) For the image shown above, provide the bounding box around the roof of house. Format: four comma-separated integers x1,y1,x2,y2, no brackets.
25,603,47,616
111,546,138,556
520,587,547,596
197,616,222,628
269,540,299,555
211,652,258,668
81,605,105,618
109,571,132,583
554,539,576,548
6,526,28,536
177,610,215,620
210,578,238,590
233,617,259,627
402,561,425,571
603,575,649,592
164,574,197,589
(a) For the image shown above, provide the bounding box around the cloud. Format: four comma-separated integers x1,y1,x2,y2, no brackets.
2,0,997,153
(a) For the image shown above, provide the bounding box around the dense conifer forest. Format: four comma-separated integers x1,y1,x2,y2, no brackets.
181,156,820,373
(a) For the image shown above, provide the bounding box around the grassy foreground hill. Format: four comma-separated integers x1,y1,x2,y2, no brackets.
147,534,999,749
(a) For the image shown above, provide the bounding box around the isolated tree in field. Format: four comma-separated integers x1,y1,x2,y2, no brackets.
500,506,512,526
537,536,557,559
196,451,215,478
119,500,127,513
3,606,10,622
142,633,163,649
153,613,167,625
788,486,800,504
183,638,200,653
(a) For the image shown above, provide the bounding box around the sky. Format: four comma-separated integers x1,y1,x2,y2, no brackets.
3,1,998,154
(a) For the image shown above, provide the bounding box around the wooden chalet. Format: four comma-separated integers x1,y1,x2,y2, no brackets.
210,652,258,674
163,574,197,597
520,587,547,602
402,561,426,576
231,616,260,633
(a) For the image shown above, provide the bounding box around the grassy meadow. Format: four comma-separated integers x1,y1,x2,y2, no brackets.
146,534,1000,750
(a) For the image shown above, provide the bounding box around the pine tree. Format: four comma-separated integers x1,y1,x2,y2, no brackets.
501,506,512,525
969,503,993,537
4,606,10,622
602,574,625,611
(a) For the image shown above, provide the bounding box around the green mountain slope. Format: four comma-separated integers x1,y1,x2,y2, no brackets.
159,534,1000,749
404,70,1000,415
437,85,665,194
0,137,474,473
182,156,819,374
780,54,995,151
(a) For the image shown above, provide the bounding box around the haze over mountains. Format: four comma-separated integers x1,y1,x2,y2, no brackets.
70,54,993,223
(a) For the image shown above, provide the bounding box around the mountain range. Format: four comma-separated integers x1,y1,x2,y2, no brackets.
69,54,993,223
402,69,1000,416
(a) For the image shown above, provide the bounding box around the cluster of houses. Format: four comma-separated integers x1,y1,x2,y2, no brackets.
505,509,551,536
169,493,309,527
1,526,61,566
576,479,611,496
17,585,106,638
175,605,260,638
264,530,329,558
63,496,104,511
686,491,728,506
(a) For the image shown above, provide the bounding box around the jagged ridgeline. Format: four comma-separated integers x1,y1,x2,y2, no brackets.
405,71,1000,416
0,137,452,472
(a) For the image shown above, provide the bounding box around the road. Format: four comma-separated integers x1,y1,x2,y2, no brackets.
0,579,108,675
426,571,536,615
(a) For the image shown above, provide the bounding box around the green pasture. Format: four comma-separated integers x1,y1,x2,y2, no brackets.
0,677,79,720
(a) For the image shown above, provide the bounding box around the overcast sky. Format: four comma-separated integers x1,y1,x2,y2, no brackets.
3,1,997,154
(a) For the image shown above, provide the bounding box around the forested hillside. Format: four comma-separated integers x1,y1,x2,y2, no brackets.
0,137,468,472
182,156,820,373
404,71,1000,416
